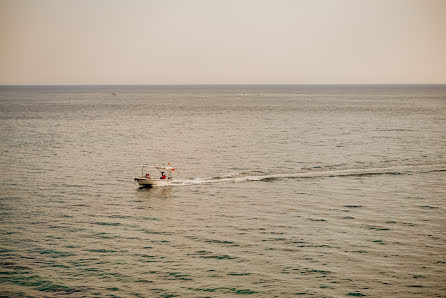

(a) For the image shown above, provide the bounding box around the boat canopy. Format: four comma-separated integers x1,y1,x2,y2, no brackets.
141,165,175,171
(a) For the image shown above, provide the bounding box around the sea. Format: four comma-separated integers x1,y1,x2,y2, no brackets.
0,85,445,297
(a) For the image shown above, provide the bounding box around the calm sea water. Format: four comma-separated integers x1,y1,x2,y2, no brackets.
0,85,445,297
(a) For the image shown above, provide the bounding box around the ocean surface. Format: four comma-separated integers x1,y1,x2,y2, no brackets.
0,85,445,297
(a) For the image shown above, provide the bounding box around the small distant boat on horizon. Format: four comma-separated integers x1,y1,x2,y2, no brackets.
134,163,175,187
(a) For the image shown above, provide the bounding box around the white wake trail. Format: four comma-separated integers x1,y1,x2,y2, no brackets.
170,164,446,186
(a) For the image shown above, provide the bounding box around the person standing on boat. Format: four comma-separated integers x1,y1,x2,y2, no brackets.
160,172,166,179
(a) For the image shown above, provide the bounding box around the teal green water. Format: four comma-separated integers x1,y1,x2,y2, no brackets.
1,85,445,297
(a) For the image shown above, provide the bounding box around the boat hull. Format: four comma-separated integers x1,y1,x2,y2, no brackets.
134,178,171,187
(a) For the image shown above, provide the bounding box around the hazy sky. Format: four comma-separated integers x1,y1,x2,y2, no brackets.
1,0,445,85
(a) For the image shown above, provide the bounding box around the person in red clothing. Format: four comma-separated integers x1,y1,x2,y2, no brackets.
160,172,166,179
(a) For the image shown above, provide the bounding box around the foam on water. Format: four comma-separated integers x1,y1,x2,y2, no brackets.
170,164,446,186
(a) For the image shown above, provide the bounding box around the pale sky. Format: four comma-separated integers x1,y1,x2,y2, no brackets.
1,0,445,85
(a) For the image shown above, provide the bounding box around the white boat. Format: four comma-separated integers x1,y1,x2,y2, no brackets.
134,163,175,187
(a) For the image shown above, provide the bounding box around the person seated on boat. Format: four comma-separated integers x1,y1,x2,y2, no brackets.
145,173,151,179
160,172,166,179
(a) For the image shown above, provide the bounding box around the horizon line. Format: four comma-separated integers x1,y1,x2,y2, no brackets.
1,83,446,88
